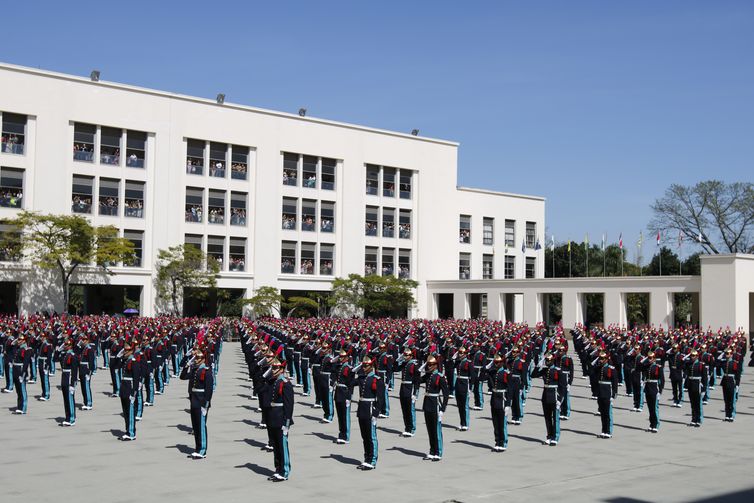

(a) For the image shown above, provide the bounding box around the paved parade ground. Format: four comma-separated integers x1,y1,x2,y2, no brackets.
2,342,754,503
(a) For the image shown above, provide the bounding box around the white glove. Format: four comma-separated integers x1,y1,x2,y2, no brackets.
129,394,135,404
201,407,207,417
438,411,444,422
282,426,289,436
346,400,351,408
69,386,75,395
411,395,416,404
504,406,512,416
85,374,90,381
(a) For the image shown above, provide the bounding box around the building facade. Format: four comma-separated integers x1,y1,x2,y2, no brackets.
0,62,545,316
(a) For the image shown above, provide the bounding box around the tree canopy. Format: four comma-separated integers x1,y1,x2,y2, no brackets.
155,244,218,315
329,274,418,318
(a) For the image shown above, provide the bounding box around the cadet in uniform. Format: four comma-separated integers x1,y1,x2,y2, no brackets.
532,353,565,445
266,359,294,481
421,355,449,461
59,338,79,426
643,352,664,432
180,348,214,457
397,348,421,436
595,352,618,438
685,350,708,427
356,356,384,470
489,353,509,452
334,350,357,443
719,348,742,421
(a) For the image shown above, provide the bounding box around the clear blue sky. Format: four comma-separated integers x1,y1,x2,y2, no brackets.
5,1,752,262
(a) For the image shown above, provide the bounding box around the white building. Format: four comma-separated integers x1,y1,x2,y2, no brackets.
0,62,545,317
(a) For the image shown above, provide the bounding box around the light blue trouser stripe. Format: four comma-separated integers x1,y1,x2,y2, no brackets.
437,414,443,457
21,380,27,412
200,413,207,455
564,393,571,417
554,407,560,441
129,401,135,436
69,392,76,423
328,390,334,421
282,434,291,477
608,403,613,434
655,397,661,429
6,366,13,390
410,402,415,432
370,421,378,465
384,387,390,415
503,414,508,447
464,392,470,426
346,403,351,440
42,372,50,399
699,396,704,424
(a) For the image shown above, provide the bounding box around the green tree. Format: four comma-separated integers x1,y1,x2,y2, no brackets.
244,286,284,318
329,274,418,318
2,211,134,311
285,296,320,318
155,244,219,315
545,242,638,277
643,246,681,276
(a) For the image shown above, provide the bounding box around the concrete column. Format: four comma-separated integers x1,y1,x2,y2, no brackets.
522,291,541,325
514,293,524,323
650,291,673,328
562,291,583,328
604,291,626,327
488,291,502,321
453,292,468,319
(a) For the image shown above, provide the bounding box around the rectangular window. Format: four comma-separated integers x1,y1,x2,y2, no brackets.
382,208,395,238
483,217,494,245
459,253,471,279
231,145,249,180
505,219,515,247
526,257,536,279
383,167,396,197
207,236,224,270
208,189,225,224
0,224,21,262
100,127,122,166
365,205,378,236
399,170,412,199
72,175,94,214
282,197,297,230
185,234,203,252
230,192,247,226
399,209,411,239
321,201,334,232
504,255,515,279
229,237,246,272
526,221,536,248
98,178,119,216
459,215,471,244
124,180,144,218
0,167,23,209
301,199,316,231
321,158,336,190
365,247,378,276
320,244,334,275
382,248,395,276
126,130,146,168
366,164,379,195
283,152,298,186
281,241,296,273
399,249,411,279
302,155,317,188
209,142,227,178
185,187,204,222
73,123,96,162
186,139,205,175
1,113,26,155
124,230,143,267
483,254,494,279
300,242,315,275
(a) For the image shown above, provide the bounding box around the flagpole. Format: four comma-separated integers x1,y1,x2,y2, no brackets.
621,248,624,276
569,245,572,278
603,234,606,277
585,237,589,278
552,246,555,277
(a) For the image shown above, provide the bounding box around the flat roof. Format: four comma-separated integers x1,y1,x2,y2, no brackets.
456,186,546,202
0,61,459,148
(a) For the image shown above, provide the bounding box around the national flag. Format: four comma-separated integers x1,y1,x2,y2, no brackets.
637,231,643,248
656,231,661,246
550,235,555,252
678,231,683,249
567,240,571,253
618,233,623,250
601,233,606,251
535,238,542,251
584,233,589,247
697,231,704,244
521,240,526,254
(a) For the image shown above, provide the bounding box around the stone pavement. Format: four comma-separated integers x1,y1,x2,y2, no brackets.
2,343,754,503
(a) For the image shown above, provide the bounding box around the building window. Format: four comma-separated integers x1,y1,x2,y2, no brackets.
504,255,515,279
126,130,146,168
73,123,96,162
185,234,203,252
382,208,395,238
321,158,336,190
229,237,246,272
283,152,298,186
124,180,144,218
302,199,316,231
1,113,26,155
505,219,515,247
399,209,411,239
281,241,296,273
207,236,224,270
0,224,21,262
302,155,317,188
398,249,411,279
231,145,249,180
321,201,334,232
365,206,378,236
483,217,494,245
320,244,334,275
209,142,227,178
72,175,93,214
124,230,143,267
99,178,119,216
208,189,225,224
186,139,205,175
459,253,471,279
366,164,379,195
399,170,412,199
382,248,395,276
383,167,396,197
0,167,23,209
282,197,297,230
100,127,121,166
300,242,315,275
365,247,378,276
526,257,536,279
526,221,536,248
459,215,471,244
483,254,493,279
230,191,247,226
185,187,204,222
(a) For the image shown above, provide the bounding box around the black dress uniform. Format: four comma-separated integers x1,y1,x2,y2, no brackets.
334,361,357,442
421,369,450,460
59,349,79,425
532,361,565,444
356,370,385,469
685,357,708,426
719,355,742,421
595,361,618,437
11,341,31,413
490,365,509,451
180,362,214,455
454,355,473,430
643,358,664,431
267,374,294,480
38,339,53,401
397,357,421,435
115,352,146,439
557,353,575,419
